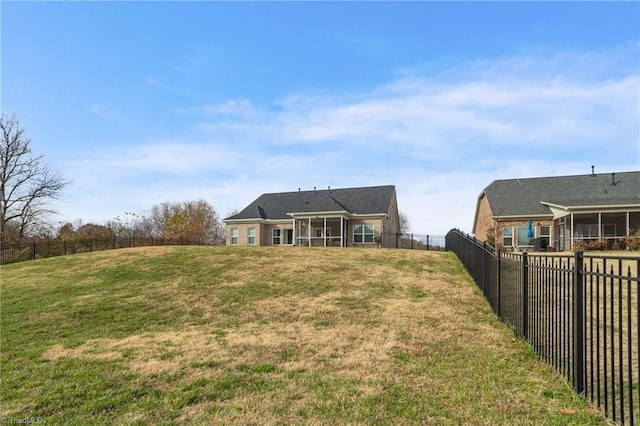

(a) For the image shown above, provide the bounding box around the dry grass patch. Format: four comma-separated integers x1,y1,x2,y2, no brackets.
1,246,608,424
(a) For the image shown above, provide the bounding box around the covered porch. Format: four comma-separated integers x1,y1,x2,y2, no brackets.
291,214,349,247
554,211,640,251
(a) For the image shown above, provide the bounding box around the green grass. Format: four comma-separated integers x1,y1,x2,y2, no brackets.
1,246,607,424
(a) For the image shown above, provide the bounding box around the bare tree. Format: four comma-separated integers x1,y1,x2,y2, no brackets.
1,113,70,243
141,200,224,245
399,211,411,234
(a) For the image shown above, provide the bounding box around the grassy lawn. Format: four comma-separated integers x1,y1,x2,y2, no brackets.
1,246,608,425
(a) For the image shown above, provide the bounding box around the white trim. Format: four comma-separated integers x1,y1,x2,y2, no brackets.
247,227,256,245
272,228,281,245
493,214,553,220
224,218,291,224
353,224,375,244
570,213,574,249
288,210,349,218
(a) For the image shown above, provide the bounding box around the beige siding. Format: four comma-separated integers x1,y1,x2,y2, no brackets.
226,223,295,246
382,189,401,248
496,218,555,251
262,223,294,246
226,223,262,246
349,218,384,248
473,193,495,242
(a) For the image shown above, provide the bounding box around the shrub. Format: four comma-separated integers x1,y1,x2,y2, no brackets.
624,235,640,250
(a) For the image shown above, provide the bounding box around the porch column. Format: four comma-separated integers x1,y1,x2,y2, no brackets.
308,217,311,247
570,213,574,250
598,213,602,239
627,212,630,237
340,216,343,247
323,217,327,247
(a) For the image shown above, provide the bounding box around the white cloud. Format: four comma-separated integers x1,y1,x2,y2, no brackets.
113,142,237,173
55,46,640,234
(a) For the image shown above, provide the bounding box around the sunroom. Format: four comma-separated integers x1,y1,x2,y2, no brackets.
290,212,381,247
544,202,640,250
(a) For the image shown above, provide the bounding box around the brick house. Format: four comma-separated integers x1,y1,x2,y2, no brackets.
473,171,640,251
223,185,400,248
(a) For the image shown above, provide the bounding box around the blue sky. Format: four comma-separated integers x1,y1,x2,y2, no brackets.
2,1,639,235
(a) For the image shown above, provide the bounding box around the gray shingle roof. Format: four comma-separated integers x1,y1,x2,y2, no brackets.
225,185,396,221
483,171,640,217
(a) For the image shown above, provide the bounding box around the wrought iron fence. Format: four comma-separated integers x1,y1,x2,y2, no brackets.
446,228,640,425
0,237,199,265
385,232,446,250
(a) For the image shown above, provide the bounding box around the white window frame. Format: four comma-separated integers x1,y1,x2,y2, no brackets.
272,228,281,245
230,228,238,245
502,227,513,247
247,227,256,245
353,224,374,244
283,229,293,245
517,226,532,247
539,226,551,238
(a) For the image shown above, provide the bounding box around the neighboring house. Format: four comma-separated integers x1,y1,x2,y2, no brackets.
224,185,400,248
473,171,640,251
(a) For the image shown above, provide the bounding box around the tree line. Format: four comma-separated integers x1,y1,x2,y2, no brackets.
1,113,227,246
56,200,226,245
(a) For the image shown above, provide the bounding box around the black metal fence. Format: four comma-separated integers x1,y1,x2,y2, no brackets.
387,232,446,250
446,228,640,425
0,237,199,265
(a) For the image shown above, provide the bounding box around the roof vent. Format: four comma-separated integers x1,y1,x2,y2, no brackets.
591,165,596,177
611,172,620,186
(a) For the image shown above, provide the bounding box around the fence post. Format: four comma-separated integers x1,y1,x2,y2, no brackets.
32,243,37,261
426,235,430,251
482,242,487,293
411,234,414,250
573,250,585,395
497,250,502,318
522,252,529,339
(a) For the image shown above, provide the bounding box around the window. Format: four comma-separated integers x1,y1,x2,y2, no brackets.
272,228,281,245
502,227,513,247
354,224,374,243
517,226,532,246
539,226,550,238
603,224,616,237
576,224,598,238
230,228,238,245
247,227,255,245
283,229,293,245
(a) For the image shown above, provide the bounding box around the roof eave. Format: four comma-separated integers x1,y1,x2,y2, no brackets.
541,201,640,211
223,218,291,224
287,210,350,217
492,214,554,220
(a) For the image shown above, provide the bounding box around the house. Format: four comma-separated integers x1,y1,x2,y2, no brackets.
473,170,640,251
223,185,400,248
